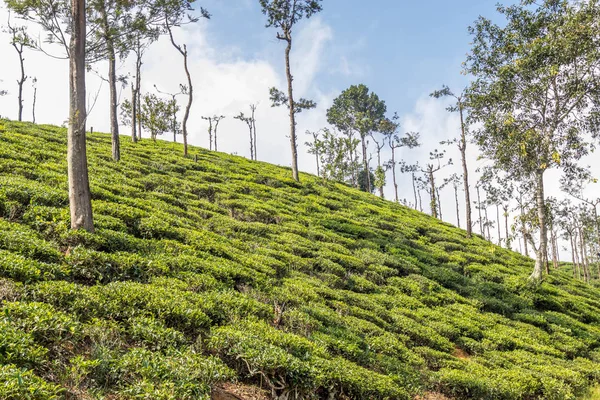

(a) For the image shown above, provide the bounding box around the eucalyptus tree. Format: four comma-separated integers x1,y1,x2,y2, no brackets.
305,129,323,177
441,173,463,229
159,1,210,156
465,0,600,281
234,106,258,160
6,15,33,121
419,149,451,219
431,86,473,237
70,0,94,231
327,84,387,192
154,84,183,142
399,162,421,211
202,115,225,151
382,114,420,203
260,0,322,182
31,77,37,123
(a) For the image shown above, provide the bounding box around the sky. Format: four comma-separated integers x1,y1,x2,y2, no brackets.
0,0,598,258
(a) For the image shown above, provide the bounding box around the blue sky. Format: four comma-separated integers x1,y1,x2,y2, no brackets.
1,0,590,254
200,0,504,115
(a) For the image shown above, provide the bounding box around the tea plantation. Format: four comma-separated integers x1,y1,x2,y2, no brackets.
0,119,599,399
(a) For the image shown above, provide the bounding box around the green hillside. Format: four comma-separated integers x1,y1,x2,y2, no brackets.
1,119,599,400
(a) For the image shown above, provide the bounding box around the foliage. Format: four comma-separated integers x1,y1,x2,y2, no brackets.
0,120,598,398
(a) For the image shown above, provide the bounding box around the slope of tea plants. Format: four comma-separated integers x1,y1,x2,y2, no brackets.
0,120,599,400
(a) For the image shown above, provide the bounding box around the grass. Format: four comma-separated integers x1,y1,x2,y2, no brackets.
0,119,599,399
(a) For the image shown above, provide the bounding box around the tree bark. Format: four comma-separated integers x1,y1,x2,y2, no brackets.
496,204,501,245
181,45,192,157
214,119,220,152
131,84,137,143
412,172,418,210
284,37,299,181
361,135,370,191
391,148,399,203
429,169,437,218
436,186,442,220
503,206,509,249
477,185,483,236
15,44,26,122
32,84,37,124
68,0,94,232
252,108,257,160
136,50,142,140
459,105,472,237
454,184,460,228
529,169,546,281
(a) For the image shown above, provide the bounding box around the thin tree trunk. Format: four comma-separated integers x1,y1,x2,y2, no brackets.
530,169,547,281
459,105,472,237
136,49,142,140
214,119,220,152
454,184,460,228
477,185,483,236
181,46,192,157
429,170,437,218
361,135,370,191
68,0,94,232
208,118,213,151
32,84,37,124
252,107,257,160
504,207,509,249
412,172,418,210
284,37,299,181
436,186,442,220
131,83,137,143
496,204,501,245
391,148,398,203
105,41,120,161
15,43,26,122
484,206,491,241
569,231,578,279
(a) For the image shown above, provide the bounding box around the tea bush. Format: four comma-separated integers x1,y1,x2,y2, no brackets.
0,120,599,399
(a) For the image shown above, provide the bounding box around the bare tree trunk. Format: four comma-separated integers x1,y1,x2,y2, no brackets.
569,231,578,279
530,169,546,281
32,83,37,124
108,52,120,161
207,118,213,151
454,183,460,228
496,204,501,245
504,206,509,249
429,170,437,218
252,107,257,160
68,0,94,232
412,172,418,211
136,49,142,140
391,148,399,203
361,135,370,191
484,206,491,241
284,37,299,181
214,119,221,152
15,44,26,122
459,105,472,237
131,83,137,143
436,186,442,220
579,226,590,282
476,185,483,236
181,46,192,157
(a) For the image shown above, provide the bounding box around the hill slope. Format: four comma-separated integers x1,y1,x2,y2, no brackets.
0,120,599,400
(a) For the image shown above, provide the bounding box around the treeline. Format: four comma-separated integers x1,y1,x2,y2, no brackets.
2,0,600,283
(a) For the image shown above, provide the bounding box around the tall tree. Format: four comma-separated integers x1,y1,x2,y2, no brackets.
381,113,420,203
466,0,600,280
154,84,183,142
202,115,225,151
419,149,451,219
305,129,323,177
442,173,463,229
31,76,37,123
431,86,473,237
68,0,94,232
260,0,322,182
327,84,387,192
160,1,210,156
234,108,257,160
6,14,33,121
